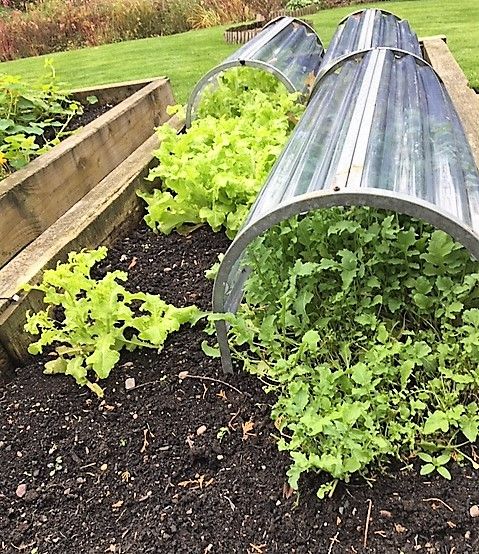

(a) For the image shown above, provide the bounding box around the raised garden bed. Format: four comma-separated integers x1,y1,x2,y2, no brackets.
0,77,181,382
1,36,479,554
272,3,320,18
224,18,315,45
1,222,478,553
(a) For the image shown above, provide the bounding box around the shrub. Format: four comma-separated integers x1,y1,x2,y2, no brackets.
245,0,283,18
188,0,282,27
0,0,196,61
0,0,30,10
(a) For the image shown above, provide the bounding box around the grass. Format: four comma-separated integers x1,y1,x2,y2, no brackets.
0,0,477,102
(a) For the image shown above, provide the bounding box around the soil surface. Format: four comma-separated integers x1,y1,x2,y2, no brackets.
67,100,117,132
42,100,116,145
1,223,479,554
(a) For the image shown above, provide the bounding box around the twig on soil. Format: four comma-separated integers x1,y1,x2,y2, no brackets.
228,410,241,430
222,494,236,512
131,380,161,390
115,508,127,523
363,499,373,549
249,544,267,554
179,372,244,396
327,532,340,554
140,429,150,453
79,462,96,470
422,497,454,512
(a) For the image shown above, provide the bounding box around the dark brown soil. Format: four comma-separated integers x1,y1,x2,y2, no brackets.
42,100,116,145
1,223,479,554
68,100,116,131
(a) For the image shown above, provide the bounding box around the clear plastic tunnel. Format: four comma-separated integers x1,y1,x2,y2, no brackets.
319,8,422,75
185,16,324,127
213,47,479,372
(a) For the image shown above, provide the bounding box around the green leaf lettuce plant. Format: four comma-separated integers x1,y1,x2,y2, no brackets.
139,68,304,239
24,247,202,397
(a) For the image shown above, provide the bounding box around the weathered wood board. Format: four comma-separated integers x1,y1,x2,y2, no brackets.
0,78,174,268
71,77,164,106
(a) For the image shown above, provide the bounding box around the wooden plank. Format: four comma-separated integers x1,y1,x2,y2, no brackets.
0,78,175,268
0,340,14,385
0,114,183,376
418,34,447,44
422,37,479,168
71,77,166,106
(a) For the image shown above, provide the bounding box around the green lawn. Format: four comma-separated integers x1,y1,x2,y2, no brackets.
0,0,477,103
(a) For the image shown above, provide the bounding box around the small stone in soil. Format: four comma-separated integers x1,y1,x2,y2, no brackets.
196,425,207,436
469,505,479,518
15,483,27,498
125,378,136,390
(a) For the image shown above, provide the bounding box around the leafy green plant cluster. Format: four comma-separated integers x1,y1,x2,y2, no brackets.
139,68,303,239
0,59,82,177
24,247,202,397
224,207,479,496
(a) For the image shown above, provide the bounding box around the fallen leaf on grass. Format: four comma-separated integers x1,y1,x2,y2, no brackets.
242,420,256,440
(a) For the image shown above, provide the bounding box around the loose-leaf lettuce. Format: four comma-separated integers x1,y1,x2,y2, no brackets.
140,68,304,239
24,247,202,396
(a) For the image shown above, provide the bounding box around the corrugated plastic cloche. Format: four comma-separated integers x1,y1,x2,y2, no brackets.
318,8,422,75
185,16,324,127
213,45,479,372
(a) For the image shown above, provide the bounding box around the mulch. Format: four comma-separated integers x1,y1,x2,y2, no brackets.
1,222,478,554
